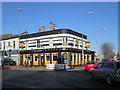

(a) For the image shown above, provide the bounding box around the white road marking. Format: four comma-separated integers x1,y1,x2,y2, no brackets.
4,82,35,88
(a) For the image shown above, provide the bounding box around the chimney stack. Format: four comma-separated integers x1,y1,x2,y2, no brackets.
21,31,28,35
49,21,56,31
39,26,46,32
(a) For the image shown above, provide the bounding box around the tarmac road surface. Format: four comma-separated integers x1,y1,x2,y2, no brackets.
2,69,120,89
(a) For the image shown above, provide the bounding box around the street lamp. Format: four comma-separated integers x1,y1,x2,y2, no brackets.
17,8,22,68
81,12,93,65
88,12,94,14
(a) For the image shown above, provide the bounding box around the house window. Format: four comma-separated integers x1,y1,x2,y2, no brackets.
0,42,2,50
8,42,10,47
3,42,5,49
13,41,15,49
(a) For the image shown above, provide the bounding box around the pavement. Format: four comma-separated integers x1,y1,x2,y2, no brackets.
1,65,84,71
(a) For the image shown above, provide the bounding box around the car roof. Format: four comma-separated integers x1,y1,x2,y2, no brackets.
102,60,120,63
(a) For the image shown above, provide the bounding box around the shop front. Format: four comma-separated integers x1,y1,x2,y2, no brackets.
20,49,95,66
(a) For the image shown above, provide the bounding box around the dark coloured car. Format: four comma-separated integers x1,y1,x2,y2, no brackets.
89,60,120,84
1,57,16,66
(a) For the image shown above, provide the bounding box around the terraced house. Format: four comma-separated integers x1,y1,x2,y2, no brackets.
0,32,28,65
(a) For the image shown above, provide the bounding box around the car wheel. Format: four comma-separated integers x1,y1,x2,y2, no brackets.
89,72,94,80
106,75,112,85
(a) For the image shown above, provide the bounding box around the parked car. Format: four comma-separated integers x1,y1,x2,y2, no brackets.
84,61,96,70
89,60,120,84
1,57,16,66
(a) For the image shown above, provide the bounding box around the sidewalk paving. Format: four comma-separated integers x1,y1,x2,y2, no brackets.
2,65,84,71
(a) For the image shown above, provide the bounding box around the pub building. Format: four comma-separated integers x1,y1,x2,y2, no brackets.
19,27,95,67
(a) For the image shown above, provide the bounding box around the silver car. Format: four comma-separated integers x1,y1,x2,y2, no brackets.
89,60,120,84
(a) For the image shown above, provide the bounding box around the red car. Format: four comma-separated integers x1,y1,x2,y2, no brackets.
84,61,96,70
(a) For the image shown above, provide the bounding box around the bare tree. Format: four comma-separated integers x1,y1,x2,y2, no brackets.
100,42,115,59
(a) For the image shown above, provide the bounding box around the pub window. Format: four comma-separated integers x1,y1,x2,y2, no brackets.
68,43,73,46
28,45,36,47
27,55,31,59
25,55,31,61
75,39,79,46
84,55,86,60
53,54,58,61
70,54,72,61
30,54,33,60
74,53,76,61
71,53,74,61
46,54,50,61
53,43,62,46
63,37,68,46
37,40,40,48
62,53,67,63
35,55,38,61
13,41,15,49
66,37,68,41
49,38,53,47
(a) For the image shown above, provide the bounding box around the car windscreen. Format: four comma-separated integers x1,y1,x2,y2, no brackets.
86,61,95,64
116,62,120,69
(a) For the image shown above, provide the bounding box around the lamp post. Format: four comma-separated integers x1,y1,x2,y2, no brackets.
17,8,22,68
81,12,93,65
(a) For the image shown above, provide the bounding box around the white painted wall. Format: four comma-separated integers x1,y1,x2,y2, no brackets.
1,38,19,51
20,33,87,50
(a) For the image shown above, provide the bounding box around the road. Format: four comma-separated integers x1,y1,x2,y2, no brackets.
2,69,120,89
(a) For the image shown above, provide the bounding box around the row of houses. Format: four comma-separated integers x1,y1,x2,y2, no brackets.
0,22,95,66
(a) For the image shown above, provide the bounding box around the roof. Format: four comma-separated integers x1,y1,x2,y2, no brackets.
0,31,28,40
20,29,87,39
0,29,87,40
102,60,120,63
0,34,19,40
